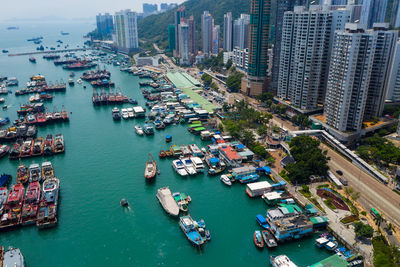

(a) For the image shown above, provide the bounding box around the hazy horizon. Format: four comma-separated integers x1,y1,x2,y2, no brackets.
1,0,184,22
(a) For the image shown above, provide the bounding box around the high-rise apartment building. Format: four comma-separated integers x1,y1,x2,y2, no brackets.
202,11,214,56
174,6,186,55
96,13,114,39
212,25,220,55
360,0,388,28
113,10,139,53
233,14,250,49
271,0,306,93
187,15,197,59
223,12,233,51
324,23,396,132
277,5,350,111
178,23,189,64
241,0,272,96
386,39,400,102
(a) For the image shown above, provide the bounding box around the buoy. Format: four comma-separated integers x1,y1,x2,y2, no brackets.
120,198,129,207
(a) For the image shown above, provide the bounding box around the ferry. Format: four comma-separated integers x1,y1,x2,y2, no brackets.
29,163,42,182
144,153,157,181
54,134,64,153
20,181,41,225
172,159,188,176
134,125,144,135
0,187,8,213
179,215,205,247
17,164,29,184
182,158,196,175
270,255,298,267
156,187,179,216
36,177,60,229
0,184,25,230
42,162,54,180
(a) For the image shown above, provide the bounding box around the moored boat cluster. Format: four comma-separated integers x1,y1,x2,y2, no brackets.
0,161,60,231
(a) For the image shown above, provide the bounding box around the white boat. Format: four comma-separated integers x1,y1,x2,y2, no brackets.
172,159,188,176
135,125,144,135
189,144,203,157
156,187,180,216
77,79,83,84
270,255,297,267
0,98,5,103
182,157,196,175
121,108,129,119
127,108,134,118
220,174,232,186
190,157,205,173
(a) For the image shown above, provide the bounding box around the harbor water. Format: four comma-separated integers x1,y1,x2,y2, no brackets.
0,22,332,266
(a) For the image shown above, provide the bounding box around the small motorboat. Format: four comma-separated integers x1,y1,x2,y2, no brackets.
0,145,10,158
262,230,277,248
165,135,172,143
220,174,232,186
159,150,166,158
120,198,129,207
112,107,121,120
135,125,144,135
144,153,157,181
254,230,264,248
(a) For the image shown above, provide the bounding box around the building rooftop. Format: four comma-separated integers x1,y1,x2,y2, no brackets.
309,254,348,267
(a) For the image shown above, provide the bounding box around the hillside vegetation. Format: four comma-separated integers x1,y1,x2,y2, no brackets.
138,0,250,49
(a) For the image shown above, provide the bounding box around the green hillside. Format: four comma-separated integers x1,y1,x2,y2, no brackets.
138,0,250,49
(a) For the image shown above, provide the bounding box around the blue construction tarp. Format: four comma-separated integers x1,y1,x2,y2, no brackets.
209,158,220,164
256,166,271,174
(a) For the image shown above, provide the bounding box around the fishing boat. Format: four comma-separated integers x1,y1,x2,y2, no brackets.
144,153,157,181
172,192,190,212
254,230,264,248
54,134,64,153
61,107,69,121
0,187,8,213
36,177,59,229
205,154,226,175
0,117,10,126
156,187,179,216
0,183,25,230
43,134,54,156
20,181,41,225
29,163,42,182
9,142,21,159
0,174,11,187
182,158,197,175
19,138,33,158
189,144,203,157
220,174,232,186
143,124,154,135
262,230,278,248
165,135,172,142
68,78,74,85
17,164,29,184
179,215,205,247
0,144,9,158
172,159,188,176
32,137,44,156
36,113,47,125
159,150,166,158
134,125,144,135
29,57,36,63
112,107,121,120
42,162,54,180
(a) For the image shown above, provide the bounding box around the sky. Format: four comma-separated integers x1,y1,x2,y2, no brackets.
1,0,185,22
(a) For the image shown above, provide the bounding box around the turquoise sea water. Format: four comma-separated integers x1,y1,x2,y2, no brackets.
0,22,332,266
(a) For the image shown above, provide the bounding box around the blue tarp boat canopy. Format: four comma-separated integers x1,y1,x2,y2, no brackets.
256,166,271,174
209,158,220,164
235,144,245,149
256,215,267,224
166,135,172,139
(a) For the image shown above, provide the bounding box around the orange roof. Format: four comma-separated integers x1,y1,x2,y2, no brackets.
219,146,240,160
216,140,225,144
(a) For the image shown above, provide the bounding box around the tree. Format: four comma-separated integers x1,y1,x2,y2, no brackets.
211,82,218,91
354,222,374,238
201,73,213,87
285,136,330,184
226,72,244,92
256,92,274,103
241,130,255,147
257,125,268,137
225,59,232,70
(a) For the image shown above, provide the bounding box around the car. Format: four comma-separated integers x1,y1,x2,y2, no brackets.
336,170,343,176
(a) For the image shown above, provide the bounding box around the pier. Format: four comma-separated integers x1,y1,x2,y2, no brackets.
8,48,90,57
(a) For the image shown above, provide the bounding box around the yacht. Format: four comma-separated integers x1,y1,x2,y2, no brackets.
121,108,129,119
135,125,144,135
182,157,196,175
156,187,179,216
270,255,297,267
190,157,205,173
112,107,121,120
220,174,232,186
172,159,188,176
127,108,134,118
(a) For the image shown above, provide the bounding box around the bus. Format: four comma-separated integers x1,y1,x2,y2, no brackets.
370,208,381,218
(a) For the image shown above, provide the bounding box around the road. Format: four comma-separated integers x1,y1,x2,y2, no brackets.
321,143,400,228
